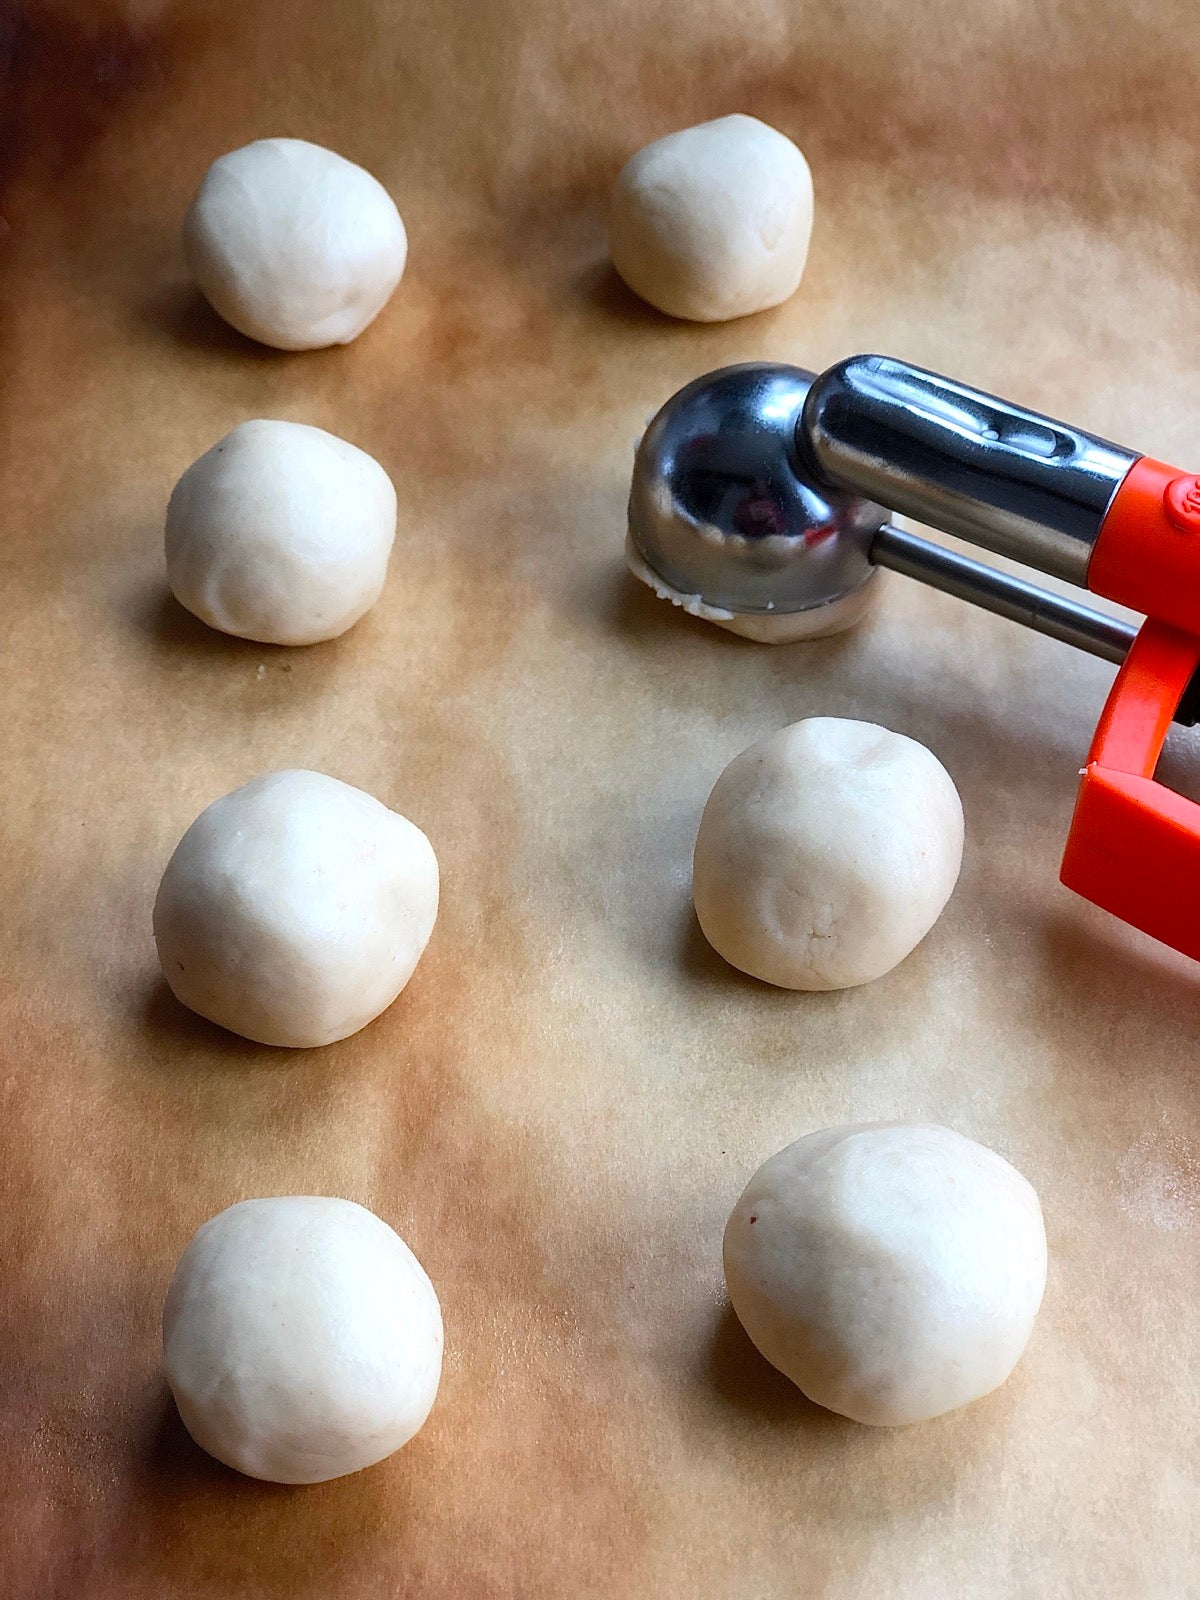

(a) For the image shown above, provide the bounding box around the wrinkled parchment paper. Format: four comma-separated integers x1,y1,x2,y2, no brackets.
2,1,1198,1594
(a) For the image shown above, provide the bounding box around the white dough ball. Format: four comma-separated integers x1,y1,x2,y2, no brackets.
724,1123,1048,1426
692,718,963,989
163,1197,443,1482
609,114,813,321
153,769,439,1047
183,138,407,350
165,420,397,646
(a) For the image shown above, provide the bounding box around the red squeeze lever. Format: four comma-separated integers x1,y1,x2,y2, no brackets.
1062,466,1200,960
800,356,1200,962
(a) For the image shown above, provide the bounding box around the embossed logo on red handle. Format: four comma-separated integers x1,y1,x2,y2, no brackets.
1163,474,1200,535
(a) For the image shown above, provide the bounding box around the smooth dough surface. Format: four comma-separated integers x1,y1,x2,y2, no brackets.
153,769,439,1047
724,1123,1048,1426
609,114,813,321
692,717,963,989
163,1197,444,1483
183,137,407,349
165,419,397,645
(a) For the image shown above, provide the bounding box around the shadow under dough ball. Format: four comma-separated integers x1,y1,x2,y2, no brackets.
183,137,407,350
165,419,397,646
609,114,813,321
163,1196,443,1483
692,717,963,989
723,1122,1047,1426
153,769,438,1047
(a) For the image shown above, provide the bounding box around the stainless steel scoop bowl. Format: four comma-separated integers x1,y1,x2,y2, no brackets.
626,363,887,626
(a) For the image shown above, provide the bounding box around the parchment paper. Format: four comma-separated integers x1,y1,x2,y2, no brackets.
2,1,1198,1595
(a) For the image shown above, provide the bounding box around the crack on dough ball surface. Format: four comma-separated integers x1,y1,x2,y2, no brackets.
609,115,813,321
692,717,964,989
723,1123,1048,1426
183,137,407,350
165,419,397,645
163,1197,443,1483
153,769,439,1047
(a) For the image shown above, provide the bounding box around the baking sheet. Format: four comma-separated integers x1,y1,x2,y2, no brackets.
2,1,1198,1594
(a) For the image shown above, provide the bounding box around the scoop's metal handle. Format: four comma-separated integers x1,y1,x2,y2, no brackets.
802,355,1139,586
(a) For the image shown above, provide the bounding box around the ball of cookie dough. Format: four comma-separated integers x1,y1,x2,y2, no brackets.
724,1123,1047,1426
609,115,813,321
183,138,407,349
153,769,438,1047
163,1196,443,1482
165,420,397,646
692,718,963,989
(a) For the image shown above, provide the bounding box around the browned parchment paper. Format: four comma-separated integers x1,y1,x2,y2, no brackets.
2,1,1198,1594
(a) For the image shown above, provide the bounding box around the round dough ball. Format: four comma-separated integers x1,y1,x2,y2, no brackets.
692,718,963,989
724,1124,1047,1426
163,1196,443,1482
183,138,407,350
153,769,439,1047
609,114,813,321
165,419,397,646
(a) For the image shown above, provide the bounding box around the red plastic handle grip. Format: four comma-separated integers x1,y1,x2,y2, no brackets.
1088,455,1200,633
1061,618,1200,959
